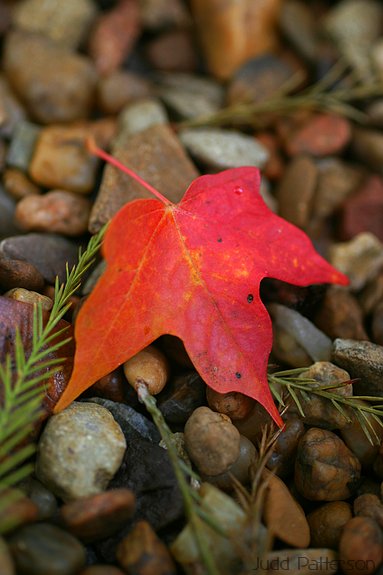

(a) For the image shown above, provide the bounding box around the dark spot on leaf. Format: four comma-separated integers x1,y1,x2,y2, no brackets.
217,238,222,243
235,372,241,379
247,294,254,303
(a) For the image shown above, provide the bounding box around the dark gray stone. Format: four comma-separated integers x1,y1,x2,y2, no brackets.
332,338,383,397
6,121,40,172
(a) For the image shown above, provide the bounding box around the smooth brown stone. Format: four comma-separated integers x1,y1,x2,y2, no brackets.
267,417,305,478
354,494,383,528
89,123,198,233
307,501,352,549
3,168,41,200
96,71,152,115
60,489,135,542
0,254,45,292
352,127,383,172
339,517,383,575
314,286,368,341
146,29,197,73
277,154,317,229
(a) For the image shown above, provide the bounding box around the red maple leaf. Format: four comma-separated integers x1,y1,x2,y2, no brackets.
54,149,348,425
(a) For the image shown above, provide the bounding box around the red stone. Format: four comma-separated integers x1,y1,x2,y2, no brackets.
339,175,383,242
282,113,351,157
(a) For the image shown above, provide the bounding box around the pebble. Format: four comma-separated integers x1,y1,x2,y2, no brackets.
354,494,383,528
123,345,170,395
3,168,40,200
204,434,256,489
263,471,310,548
116,98,168,138
360,272,383,315
267,417,305,478
60,489,135,542
339,175,383,242
206,388,255,421
146,29,197,73
184,406,240,476
0,185,23,239
156,72,224,121
190,0,282,79
4,287,53,310
0,253,44,292
0,536,15,575
314,286,368,341
269,304,332,367
340,404,383,466
0,233,78,283
279,0,319,61
0,77,27,139
35,402,126,501
13,0,97,51
282,114,351,157
89,123,198,233
86,369,128,403
29,124,100,194
96,71,152,116
15,190,91,236
294,427,361,500
339,517,383,575
5,120,40,172
276,154,318,229
87,0,141,76
157,371,206,426
227,53,299,105
116,520,176,575
179,128,269,171
256,132,285,182
22,477,58,521
3,30,97,124
8,523,86,575
329,233,383,291
265,548,338,575
139,0,190,30
307,501,353,549
332,338,383,397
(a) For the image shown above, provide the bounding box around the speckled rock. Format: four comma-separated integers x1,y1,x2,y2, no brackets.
329,233,383,291
179,128,269,171
8,523,86,575
3,31,97,124
13,0,97,50
35,402,126,501
339,517,383,575
15,190,91,236
332,338,383,397
307,501,353,549
295,427,361,500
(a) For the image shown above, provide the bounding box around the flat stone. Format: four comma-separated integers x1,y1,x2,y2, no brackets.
295,427,361,501
0,233,78,283
307,501,353,549
157,73,224,120
8,523,86,575
329,233,383,291
340,175,383,242
276,155,317,229
35,402,127,501
332,338,383,397
3,30,97,124
13,0,97,50
60,489,135,542
96,71,152,116
190,0,282,79
179,127,269,171
5,120,40,172
314,286,368,341
89,123,198,233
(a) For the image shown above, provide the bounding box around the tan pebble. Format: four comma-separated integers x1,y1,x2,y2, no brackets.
206,387,255,420
15,190,91,236
123,345,169,395
4,287,53,310
3,168,40,200
339,517,383,575
184,406,240,476
117,520,176,575
263,470,310,548
203,435,256,489
307,501,352,549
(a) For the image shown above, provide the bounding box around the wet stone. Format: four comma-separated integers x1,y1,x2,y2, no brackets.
96,71,152,116
87,0,141,76
329,233,383,291
35,402,127,501
5,121,40,172
332,338,383,397
89,123,198,233
13,0,97,51
267,417,305,478
146,29,197,73
179,127,269,171
8,523,86,575
15,190,92,237
307,501,353,549
4,288,53,310
295,427,361,501
339,517,383,575
0,253,45,292
0,536,15,575
86,369,128,404
282,113,351,157
157,371,206,426
276,154,317,229
3,30,97,124
60,489,135,542
3,169,40,200
156,73,224,121
314,286,368,341
227,53,299,105
339,175,383,242
0,233,78,284
0,77,27,140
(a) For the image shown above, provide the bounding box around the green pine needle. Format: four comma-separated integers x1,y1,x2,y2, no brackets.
0,225,107,533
